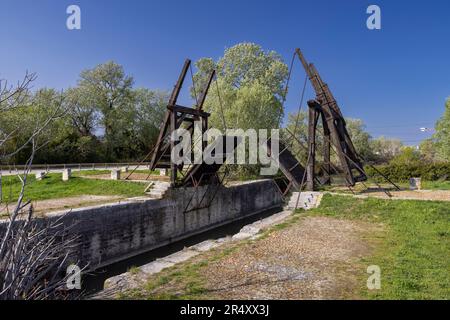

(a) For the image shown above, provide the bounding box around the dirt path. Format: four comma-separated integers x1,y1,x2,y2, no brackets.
133,216,382,300
0,195,126,219
31,195,124,215
355,189,450,201
329,185,450,202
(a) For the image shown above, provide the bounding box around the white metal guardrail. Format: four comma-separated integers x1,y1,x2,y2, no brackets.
0,162,152,174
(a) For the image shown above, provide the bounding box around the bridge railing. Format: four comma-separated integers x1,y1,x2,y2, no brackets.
0,162,152,173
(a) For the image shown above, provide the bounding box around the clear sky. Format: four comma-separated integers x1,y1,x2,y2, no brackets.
1,0,449,145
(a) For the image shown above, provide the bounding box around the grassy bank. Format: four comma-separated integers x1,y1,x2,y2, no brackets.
318,180,450,193
0,173,146,203
306,194,450,299
423,180,450,190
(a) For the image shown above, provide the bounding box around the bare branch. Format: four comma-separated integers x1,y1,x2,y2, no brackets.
0,73,81,300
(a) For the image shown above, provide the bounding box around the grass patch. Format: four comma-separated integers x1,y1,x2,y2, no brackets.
118,260,209,300
0,173,146,203
318,180,450,194
118,244,243,300
128,266,140,276
422,180,450,190
306,194,450,299
387,180,450,191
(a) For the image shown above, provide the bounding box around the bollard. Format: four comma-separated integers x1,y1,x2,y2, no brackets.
121,166,129,173
159,169,168,176
409,177,421,190
35,171,46,181
111,169,121,180
62,169,72,181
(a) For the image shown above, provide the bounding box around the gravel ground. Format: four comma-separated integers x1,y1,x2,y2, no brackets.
330,185,450,202
200,217,380,299
138,216,382,300
0,195,125,219
358,189,450,201
33,195,124,214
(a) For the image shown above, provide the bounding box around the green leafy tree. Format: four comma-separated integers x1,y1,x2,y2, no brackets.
284,110,309,163
434,98,450,161
58,87,103,163
133,88,168,151
284,112,373,165
389,146,421,166
0,88,70,163
370,136,403,163
191,43,288,178
193,43,288,131
419,139,438,163
76,61,134,160
65,87,99,137
1,63,170,164
345,118,374,161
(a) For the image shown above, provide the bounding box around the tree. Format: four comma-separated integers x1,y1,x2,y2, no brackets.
193,43,288,131
65,87,99,137
0,74,76,300
434,98,450,161
0,85,69,163
133,88,168,151
28,89,76,164
77,61,134,160
419,139,438,163
370,136,403,163
284,112,374,166
345,118,374,161
389,146,421,166
284,110,309,163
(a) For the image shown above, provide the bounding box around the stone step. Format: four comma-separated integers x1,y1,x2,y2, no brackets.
147,191,166,198
152,186,169,192
286,192,322,210
145,181,171,199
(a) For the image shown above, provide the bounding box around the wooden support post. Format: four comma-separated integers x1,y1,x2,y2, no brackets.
150,59,190,171
322,113,331,185
197,70,216,111
296,49,367,186
202,116,208,152
147,59,217,188
170,110,178,187
325,116,355,186
306,106,319,191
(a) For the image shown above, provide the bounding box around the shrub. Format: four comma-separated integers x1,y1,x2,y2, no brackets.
365,162,450,182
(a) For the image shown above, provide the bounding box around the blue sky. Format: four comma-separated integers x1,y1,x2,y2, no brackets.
1,0,449,145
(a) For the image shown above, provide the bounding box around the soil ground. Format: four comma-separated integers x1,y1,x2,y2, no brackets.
330,186,450,201
32,195,124,213
0,195,124,218
199,217,381,299
122,216,383,300
359,189,450,201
